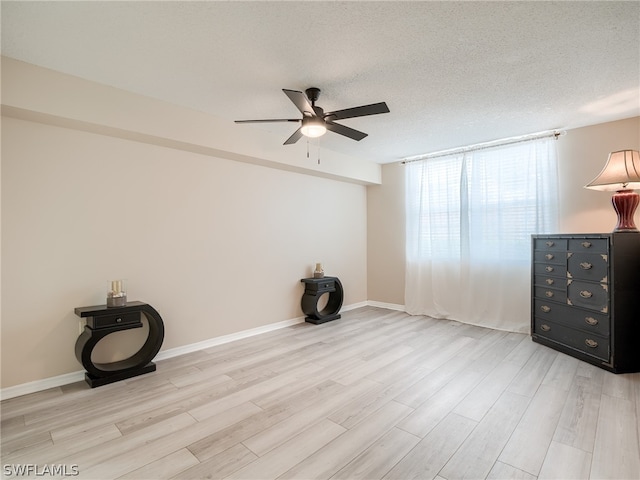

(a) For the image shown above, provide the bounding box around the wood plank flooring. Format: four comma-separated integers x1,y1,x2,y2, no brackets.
2,307,640,479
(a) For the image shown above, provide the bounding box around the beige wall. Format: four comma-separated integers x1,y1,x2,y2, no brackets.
367,162,405,305
1,60,371,390
1,117,368,388
557,117,640,232
366,116,640,306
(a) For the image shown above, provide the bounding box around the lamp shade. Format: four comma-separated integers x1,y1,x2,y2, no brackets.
300,117,327,138
585,150,640,191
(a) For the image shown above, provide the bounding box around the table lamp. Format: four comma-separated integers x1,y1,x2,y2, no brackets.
585,150,640,232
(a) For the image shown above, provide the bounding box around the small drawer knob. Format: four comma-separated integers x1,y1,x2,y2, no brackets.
545,266,554,272
579,290,593,299
585,339,598,348
545,291,554,298
546,241,555,247
540,324,551,332
545,278,554,285
581,241,592,248
545,254,554,260
540,305,551,313
579,262,593,270
585,316,598,326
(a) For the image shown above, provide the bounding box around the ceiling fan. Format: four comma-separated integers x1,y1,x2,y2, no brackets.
235,88,390,145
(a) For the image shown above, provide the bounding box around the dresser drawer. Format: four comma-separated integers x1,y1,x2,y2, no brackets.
568,238,608,254
534,298,567,323
567,280,608,313
533,298,610,336
574,311,610,337
534,238,567,252
87,312,142,329
534,251,565,265
567,253,608,282
534,286,567,303
534,263,566,277
534,275,564,288
533,318,609,361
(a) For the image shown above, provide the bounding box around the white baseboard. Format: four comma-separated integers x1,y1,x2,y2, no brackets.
154,315,305,362
0,371,86,401
0,301,406,400
367,300,406,311
341,300,369,311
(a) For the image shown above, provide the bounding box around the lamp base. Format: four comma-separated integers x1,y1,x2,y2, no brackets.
612,189,639,232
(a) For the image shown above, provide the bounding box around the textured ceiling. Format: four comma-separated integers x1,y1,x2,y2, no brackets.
2,1,639,163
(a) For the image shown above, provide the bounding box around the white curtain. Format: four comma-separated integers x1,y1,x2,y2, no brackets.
405,138,558,333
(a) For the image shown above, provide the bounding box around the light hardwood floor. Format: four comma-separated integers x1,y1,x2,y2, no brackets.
2,307,640,479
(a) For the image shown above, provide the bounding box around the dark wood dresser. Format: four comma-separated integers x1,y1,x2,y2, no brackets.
531,233,640,373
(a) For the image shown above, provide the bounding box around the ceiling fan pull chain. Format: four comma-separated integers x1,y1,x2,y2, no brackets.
307,139,310,158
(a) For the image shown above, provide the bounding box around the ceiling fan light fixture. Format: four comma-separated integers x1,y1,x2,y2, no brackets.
300,116,327,138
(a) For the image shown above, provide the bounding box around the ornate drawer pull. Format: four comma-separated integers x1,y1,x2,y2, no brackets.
579,290,593,298
540,324,551,332
545,254,554,260
579,262,592,270
546,241,555,247
540,305,551,313
545,266,554,272
581,241,592,248
585,339,598,348
545,291,554,297
545,278,554,285
585,316,598,326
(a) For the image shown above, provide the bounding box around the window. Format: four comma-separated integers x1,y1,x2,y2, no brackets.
405,136,559,332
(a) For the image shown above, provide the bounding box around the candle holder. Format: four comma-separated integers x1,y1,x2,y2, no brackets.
313,263,325,278
107,279,127,307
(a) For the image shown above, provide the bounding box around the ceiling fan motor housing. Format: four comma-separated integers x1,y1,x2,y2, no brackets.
305,87,321,104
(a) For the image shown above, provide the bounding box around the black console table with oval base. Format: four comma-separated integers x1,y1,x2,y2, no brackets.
300,277,344,324
74,301,165,387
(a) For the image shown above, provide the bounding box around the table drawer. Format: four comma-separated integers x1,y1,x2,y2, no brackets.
304,280,336,293
87,312,142,329
533,318,609,361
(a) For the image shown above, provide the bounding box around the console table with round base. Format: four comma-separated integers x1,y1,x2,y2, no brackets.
74,301,164,387
300,276,343,324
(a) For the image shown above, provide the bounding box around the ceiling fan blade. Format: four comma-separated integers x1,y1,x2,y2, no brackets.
283,127,304,145
325,102,389,121
326,121,368,141
283,89,315,116
235,119,300,123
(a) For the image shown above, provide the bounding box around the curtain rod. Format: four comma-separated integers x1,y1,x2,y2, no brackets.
401,130,566,164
